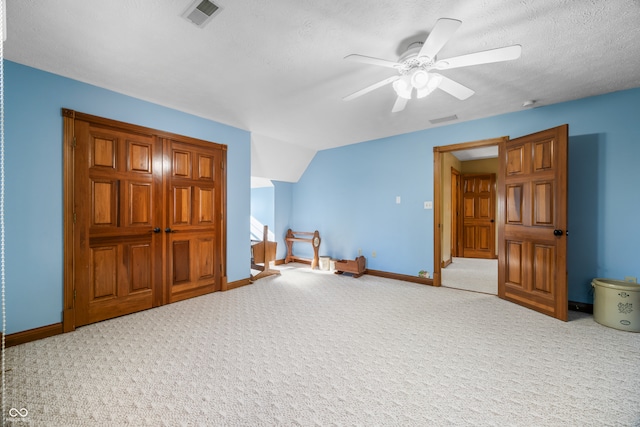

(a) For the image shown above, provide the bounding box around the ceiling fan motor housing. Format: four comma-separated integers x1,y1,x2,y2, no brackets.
398,42,436,70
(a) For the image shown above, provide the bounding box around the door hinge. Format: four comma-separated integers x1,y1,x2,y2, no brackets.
73,212,77,223
221,161,224,170
72,137,77,148
73,289,76,300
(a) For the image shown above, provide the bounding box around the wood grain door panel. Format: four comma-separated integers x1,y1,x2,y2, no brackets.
85,239,154,323
74,120,161,326
498,125,568,321
168,233,217,302
172,186,192,225
462,174,496,259
127,182,153,227
91,179,119,227
166,139,222,303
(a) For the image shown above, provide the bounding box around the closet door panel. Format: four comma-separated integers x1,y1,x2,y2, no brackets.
166,139,223,302
74,121,161,327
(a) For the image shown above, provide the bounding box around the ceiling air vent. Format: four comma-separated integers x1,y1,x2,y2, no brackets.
182,0,221,28
429,115,458,125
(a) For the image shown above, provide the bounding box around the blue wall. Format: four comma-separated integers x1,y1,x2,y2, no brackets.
291,88,640,303
250,186,275,239
273,181,294,260
5,61,251,334
250,182,293,261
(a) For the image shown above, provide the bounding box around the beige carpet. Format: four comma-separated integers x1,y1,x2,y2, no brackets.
4,266,640,426
442,257,498,295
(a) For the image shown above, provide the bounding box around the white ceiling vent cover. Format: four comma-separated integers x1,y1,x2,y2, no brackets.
429,114,458,125
182,0,221,28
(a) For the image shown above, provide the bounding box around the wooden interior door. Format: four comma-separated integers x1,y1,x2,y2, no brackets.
73,119,163,327
498,125,568,321
462,174,496,259
166,138,225,302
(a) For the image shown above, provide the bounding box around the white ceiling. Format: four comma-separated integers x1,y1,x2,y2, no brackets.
452,146,499,162
5,0,640,179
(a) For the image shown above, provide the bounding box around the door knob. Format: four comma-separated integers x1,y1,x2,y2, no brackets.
165,228,175,233
553,229,564,236
152,227,161,233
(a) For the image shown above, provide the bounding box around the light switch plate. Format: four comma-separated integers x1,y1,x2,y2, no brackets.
424,201,433,209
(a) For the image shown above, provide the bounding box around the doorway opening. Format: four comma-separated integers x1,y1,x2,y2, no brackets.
433,126,569,320
433,137,506,293
250,177,277,278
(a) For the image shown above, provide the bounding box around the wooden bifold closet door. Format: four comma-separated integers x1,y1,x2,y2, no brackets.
63,109,227,330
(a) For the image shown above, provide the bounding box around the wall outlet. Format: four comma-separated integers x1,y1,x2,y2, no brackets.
372,251,377,258
624,276,637,283
358,248,362,256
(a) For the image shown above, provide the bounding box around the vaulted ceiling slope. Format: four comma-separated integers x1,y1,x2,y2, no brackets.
6,1,640,156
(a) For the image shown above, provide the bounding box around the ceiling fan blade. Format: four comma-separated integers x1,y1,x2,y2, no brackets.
433,74,475,100
344,54,402,69
392,96,409,113
418,18,462,61
343,75,400,101
434,45,522,70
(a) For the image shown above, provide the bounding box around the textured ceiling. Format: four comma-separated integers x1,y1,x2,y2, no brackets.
6,1,640,159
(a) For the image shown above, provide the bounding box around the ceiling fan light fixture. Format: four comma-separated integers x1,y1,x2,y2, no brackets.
393,77,413,99
416,74,443,98
410,69,429,89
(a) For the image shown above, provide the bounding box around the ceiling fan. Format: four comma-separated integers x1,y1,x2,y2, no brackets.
343,18,522,112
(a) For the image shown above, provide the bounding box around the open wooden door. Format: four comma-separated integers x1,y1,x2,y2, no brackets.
498,125,568,321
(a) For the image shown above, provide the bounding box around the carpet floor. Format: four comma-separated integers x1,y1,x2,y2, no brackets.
442,257,498,295
5,266,640,426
